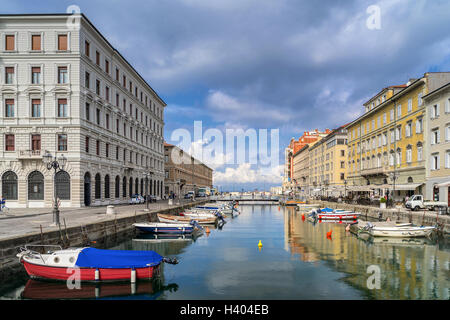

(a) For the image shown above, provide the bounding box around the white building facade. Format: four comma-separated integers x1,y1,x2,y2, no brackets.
0,14,166,208
423,81,450,205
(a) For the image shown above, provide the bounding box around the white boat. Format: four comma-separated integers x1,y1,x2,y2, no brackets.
358,220,435,238
157,213,217,225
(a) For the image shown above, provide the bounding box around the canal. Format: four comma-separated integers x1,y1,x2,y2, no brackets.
1,204,449,300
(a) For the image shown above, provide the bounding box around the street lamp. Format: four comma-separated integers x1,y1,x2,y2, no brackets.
43,151,67,226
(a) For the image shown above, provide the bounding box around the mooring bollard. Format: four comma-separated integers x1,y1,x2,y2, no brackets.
106,205,116,215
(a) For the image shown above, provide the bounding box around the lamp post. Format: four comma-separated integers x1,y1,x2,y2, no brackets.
43,151,67,226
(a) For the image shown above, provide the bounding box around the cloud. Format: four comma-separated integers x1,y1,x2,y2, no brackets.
213,163,284,184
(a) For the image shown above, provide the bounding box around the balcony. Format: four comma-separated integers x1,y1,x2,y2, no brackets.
360,165,390,177
18,149,42,160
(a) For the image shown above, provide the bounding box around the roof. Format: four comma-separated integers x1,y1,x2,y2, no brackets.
0,13,167,106
422,80,450,100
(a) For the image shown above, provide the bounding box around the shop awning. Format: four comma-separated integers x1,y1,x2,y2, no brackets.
387,183,423,190
435,180,450,187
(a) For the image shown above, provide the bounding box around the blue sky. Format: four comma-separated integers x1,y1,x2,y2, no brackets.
3,0,450,191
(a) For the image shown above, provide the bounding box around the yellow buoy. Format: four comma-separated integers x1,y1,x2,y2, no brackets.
258,240,263,248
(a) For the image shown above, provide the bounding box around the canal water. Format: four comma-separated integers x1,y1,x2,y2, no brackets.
1,204,449,300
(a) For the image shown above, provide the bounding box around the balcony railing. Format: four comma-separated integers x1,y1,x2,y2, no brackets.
18,149,42,159
360,165,390,176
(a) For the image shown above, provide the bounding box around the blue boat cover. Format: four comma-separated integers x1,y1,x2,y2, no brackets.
75,248,163,269
320,208,334,212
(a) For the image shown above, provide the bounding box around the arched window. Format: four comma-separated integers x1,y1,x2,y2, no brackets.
149,179,153,195
407,177,413,183
115,176,120,198
2,171,18,200
122,177,127,198
95,173,101,199
129,177,133,197
140,178,144,195
55,171,70,200
135,178,139,195
104,175,110,198
28,171,44,200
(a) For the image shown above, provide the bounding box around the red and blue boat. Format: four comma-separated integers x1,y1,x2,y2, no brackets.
17,245,178,282
309,207,361,220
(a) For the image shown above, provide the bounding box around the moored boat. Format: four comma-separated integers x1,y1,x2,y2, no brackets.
133,221,200,234
355,220,436,238
310,207,360,220
17,245,178,282
157,213,217,225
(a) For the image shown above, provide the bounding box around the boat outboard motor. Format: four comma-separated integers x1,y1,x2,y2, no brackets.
163,257,179,265
214,210,226,223
189,220,204,231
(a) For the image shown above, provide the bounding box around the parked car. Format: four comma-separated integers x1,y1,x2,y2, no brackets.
184,191,195,199
197,192,206,198
148,195,157,203
129,194,145,204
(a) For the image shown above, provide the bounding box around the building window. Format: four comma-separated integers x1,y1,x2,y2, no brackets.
431,128,440,145
445,150,450,169
85,103,90,121
405,122,412,137
5,34,15,51
105,86,109,102
31,34,41,51
418,92,423,106
105,59,109,74
28,171,44,200
58,134,68,151
407,98,412,112
96,79,100,95
85,72,90,88
115,68,119,81
390,109,394,121
55,171,70,200
5,134,14,151
431,153,439,170
96,51,100,65
416,118,423,133
85,40,90,57
397,104,402,118
31,134,41,151
31,99,41,118
115,176,120,198
104,175,110,199
431,103,439,119
105,113,109,130
2,171,18,200
85,136,90,153
417,144,423,162
95,173,101,199
105,143,109,158
395,126,401,141
31,67,41,84
96,108,101,125
406,146,412,163
5,67,14,84
122,177,127,198
57,34,68,51
58,98,68,117
58,66,68,84
96,140,100,156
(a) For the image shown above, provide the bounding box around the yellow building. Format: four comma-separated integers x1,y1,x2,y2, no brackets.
346,72,450,201
309,126,348,197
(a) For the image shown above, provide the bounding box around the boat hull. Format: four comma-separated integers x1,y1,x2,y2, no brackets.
22,260,160,282
134,225,194,234
317,213,360,220
369,227,435,238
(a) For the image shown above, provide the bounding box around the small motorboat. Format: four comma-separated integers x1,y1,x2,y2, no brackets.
17,245,178,282
310,207,361,220
157,213,217,225
133,221,202,234
358,220,436,238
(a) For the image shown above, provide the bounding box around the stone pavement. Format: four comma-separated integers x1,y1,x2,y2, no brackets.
0,199,201,242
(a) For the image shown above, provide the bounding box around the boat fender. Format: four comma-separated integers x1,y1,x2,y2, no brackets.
131,269,136,283
95,269,100,281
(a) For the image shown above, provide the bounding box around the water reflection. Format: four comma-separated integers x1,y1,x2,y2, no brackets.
283,206,450,300
21,279,178,300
